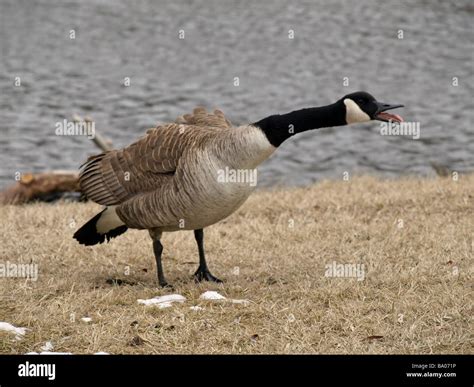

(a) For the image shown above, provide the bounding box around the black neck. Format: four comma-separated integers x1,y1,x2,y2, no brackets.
253,101,346,147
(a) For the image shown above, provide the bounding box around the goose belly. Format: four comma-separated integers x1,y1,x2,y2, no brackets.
186,184,255,230
117,155,258,231
167,161,257,231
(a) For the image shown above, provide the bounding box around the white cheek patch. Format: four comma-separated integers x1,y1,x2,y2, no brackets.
344,99,371,124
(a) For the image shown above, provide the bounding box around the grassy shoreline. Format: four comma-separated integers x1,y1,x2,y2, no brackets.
0,175,472,354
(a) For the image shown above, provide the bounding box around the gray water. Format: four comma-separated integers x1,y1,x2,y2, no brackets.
0,0,473,188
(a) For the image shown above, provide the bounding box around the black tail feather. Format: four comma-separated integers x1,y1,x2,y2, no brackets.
73,209,128,246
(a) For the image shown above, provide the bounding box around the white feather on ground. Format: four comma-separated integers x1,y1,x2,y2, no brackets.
0,322,28,340
199,291,226,300
137,294,186,308
40,341,54,351
199,291,250,305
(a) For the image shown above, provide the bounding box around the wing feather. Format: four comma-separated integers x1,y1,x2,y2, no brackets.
175,107,233,129
79,109,230,206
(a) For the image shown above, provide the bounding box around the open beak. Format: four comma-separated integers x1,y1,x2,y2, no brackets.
374,102,404,122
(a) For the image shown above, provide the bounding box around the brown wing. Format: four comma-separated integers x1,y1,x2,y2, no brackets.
175,107,233,129
79,123,190,206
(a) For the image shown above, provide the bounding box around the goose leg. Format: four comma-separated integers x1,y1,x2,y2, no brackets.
193,229,222,283
151,236,170,288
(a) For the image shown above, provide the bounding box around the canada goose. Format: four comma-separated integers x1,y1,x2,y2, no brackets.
73,91,403,287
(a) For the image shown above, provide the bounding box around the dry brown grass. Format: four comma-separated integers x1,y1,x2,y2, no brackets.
0,175,472,354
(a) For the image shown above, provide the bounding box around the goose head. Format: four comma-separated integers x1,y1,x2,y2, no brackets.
341,91,404,124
